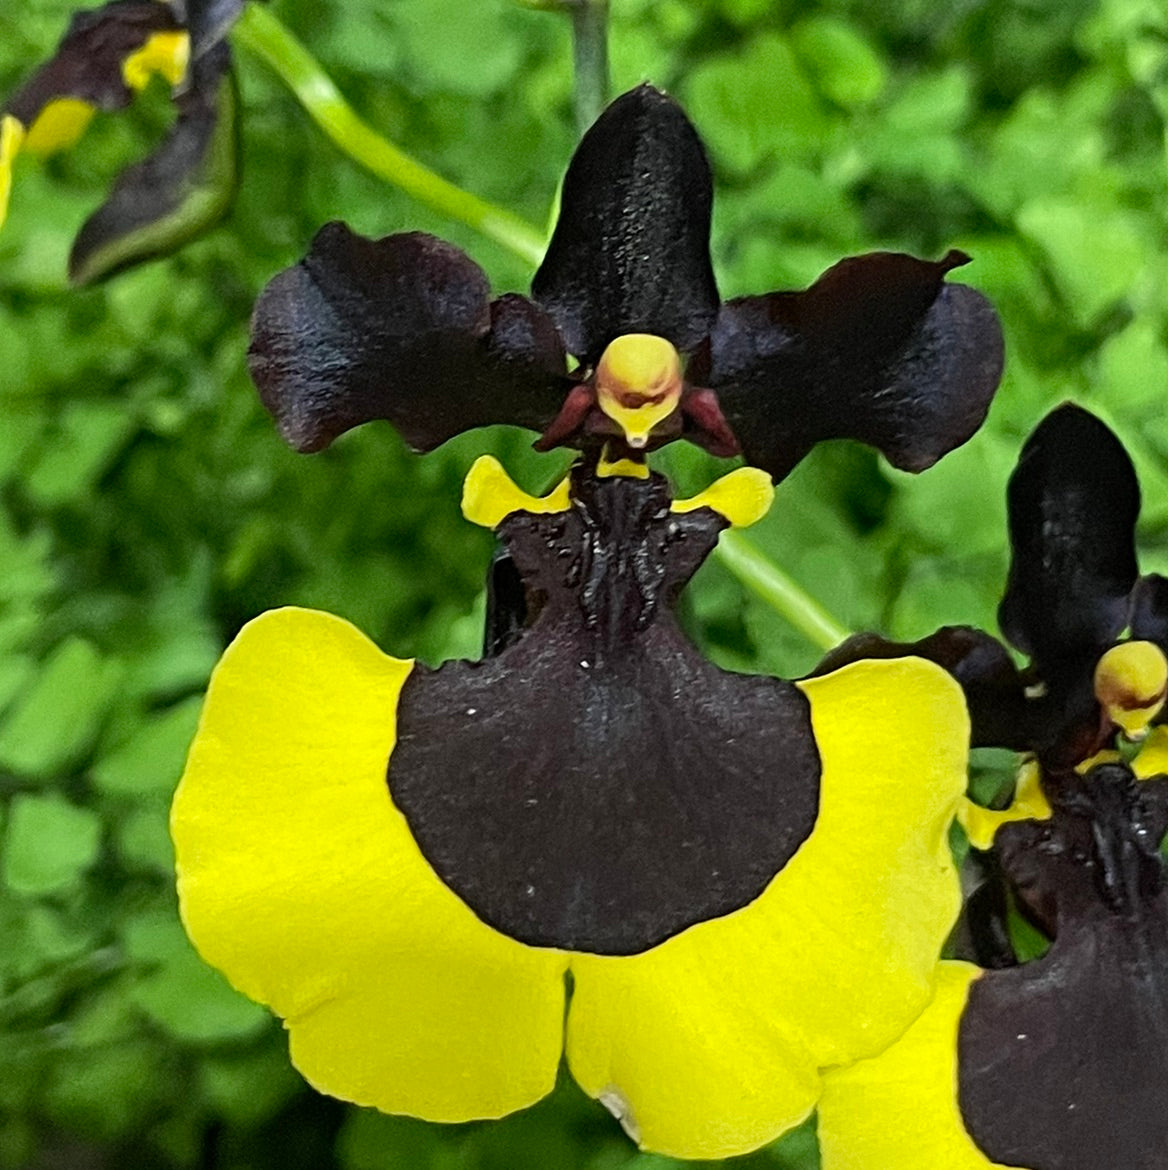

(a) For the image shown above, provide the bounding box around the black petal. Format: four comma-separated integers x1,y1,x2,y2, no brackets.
811,626,1031,751
958,768,1168,1169
531,85,720,363
4,1,179,125
68,42,238,285
249,223,572,453
707,251,1004,482
998,404,1139,669
388,470,821,955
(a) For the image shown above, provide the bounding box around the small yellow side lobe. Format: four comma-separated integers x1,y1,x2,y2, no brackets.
461,455,571,529
672,467,775,528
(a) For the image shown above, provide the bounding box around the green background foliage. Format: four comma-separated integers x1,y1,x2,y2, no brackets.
1,0,1167,1166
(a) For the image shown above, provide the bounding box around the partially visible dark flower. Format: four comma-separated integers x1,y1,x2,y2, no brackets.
1,0,254,283
172,457,970,1158
250,84,1005,480
818,760,1168,1170
818,403,1168,772
813,404,1168,1167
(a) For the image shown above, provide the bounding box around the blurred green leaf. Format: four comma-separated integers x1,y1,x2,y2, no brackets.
2,794,102,895
0,638,123,777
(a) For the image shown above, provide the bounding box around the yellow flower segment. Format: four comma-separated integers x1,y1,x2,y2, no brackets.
0,115,23,230
595,333,684,448
818,962,1020,1170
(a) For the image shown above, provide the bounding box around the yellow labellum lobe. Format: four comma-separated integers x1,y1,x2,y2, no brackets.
23,99,96,155
958,759,1051,851
122,30,191,92
672,467,774,529
819,962,1014,1169
461,455,571,529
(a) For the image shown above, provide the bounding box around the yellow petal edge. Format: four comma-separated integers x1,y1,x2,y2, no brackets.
172,607,568,1121
819,961,1020,1170
0,115,24,230
567,655,968,1158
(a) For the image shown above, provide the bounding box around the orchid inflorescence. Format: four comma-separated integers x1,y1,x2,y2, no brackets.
6,8,1164,1165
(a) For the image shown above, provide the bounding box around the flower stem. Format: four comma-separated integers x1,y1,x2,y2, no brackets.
567,0,610,134
231,5,547,266
714,530,852,653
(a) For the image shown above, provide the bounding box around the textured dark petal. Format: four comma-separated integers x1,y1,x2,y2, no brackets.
180,0,258,59
68,42,237,285
811,626,1031,750
1131,573,1168,650
708,251,1004,481
389,470,820,955
4,1,178,125
998,404,1139,668
531,85,719,362
249,223,572,453
958,767,1168,1169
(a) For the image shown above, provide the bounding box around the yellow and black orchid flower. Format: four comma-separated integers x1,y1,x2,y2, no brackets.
818,758,1168,1170
0,0,250,284
171,454,972,1158
819,403,1168,773
249,84,1005,480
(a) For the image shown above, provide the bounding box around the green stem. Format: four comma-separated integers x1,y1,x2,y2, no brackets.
232,6,547,266
714,530,852,652
568,0,610,134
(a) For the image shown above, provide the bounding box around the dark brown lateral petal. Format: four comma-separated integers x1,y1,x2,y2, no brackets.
531,85,720,363
4,2,178,125
998,404,1139,669
389,470,821,955
249,223,572,453
707,251,1004,482
811,626,1031,750
958,769,1168,1169
68,42,237,285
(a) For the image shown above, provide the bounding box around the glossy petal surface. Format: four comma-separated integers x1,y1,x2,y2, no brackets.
532,85,719,362
566,657,968,1158
173,608,567,1121
69,42,237,285
250,224,570,452
998,403,1139,667
708,251,1003,481
818,963,1012,1170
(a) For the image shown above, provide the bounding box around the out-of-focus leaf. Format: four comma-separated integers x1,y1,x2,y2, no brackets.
124,908,269,1043
0,638,122,777
2,794,102,894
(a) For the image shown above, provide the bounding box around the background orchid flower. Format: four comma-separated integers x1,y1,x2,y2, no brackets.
250,83,1005,479
0,0,252,284
818,404,1168,773
818,760,1168,1170
172,458,971,1159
